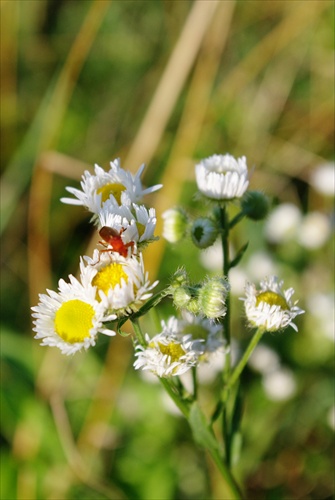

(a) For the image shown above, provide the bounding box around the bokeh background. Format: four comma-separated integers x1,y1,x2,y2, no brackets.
1,1,334,499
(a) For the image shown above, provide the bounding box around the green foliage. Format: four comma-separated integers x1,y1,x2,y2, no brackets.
1,1,333,499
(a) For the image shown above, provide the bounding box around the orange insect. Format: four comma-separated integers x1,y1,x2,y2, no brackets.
98,226,135,258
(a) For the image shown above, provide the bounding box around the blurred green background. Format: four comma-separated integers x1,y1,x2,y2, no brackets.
1,1,334,499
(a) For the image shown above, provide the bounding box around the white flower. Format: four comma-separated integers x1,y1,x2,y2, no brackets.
264,203,302,244
81,251,158,315
195,154,249,200
309,162,335,197
306,292,335,341
61,158,162,215
133,319,202,377
297,212,331,249
262,368,297,401
31,276,116,355
98,200,157,249
242,276,304,332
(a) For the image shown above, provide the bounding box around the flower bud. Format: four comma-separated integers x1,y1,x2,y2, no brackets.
241,191,270,221
170,268,190,289
173,286,193,308
162,207,189,243
198,277,230,319
173,285,201,315
191,217,218,249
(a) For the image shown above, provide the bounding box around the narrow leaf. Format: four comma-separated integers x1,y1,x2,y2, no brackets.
189,402,219,452
230,242,249,269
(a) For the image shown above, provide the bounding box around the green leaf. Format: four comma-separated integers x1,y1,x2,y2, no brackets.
231,432,243,466
230,242,249,269
189,402,219,452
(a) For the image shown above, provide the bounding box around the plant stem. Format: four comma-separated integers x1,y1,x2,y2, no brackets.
192,366,197,400
131,317,146,347
159,378,190,418
229,211,245,229
226,327,265,392
219,205,231,379
208,447,243,499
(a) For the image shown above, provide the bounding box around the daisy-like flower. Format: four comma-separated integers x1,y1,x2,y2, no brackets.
133,318,203,377
61,158,162,216
174,312,225,356
81,250,157,315
195,154,249,200
31,276,116,355
242,276,305,332
98,200,157,250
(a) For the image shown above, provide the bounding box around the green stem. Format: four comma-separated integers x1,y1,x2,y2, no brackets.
219,205,231,379
131,317,146,347
229,211,245,229
192,366,197,400
226,327,265,392
208,447,243,499
159,378,190,419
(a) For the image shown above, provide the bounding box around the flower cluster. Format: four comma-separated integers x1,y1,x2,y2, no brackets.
31,150,307,500
32,152,304,377
32,159,161,355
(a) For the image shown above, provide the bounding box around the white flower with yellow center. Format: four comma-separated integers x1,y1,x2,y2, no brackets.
195,154,249,200
81,251,157,315
61,158,162,215
242,276,304,332
32,276,116,355
134,319,203,377
98,200,157,249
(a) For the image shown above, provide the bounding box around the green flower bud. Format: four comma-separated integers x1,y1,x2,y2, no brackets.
191,217,218,249
186,298,201,315
198,277,230,319
162,207,189,243
172,282,201,315
170,268,190,289
241,191,270,221
173,286,193,308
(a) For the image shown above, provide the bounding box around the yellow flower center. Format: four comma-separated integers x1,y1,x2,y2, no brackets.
92,263,128,296
54,300,95,343
97,182,126,204
157,341,186,362
256,291,288,310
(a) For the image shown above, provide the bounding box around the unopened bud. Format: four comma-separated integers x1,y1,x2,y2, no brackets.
173,286,193,308
241,191,270,221
198,277,230,319
191,217,218,249
172,283,201,315
162,207,189,243
170,268,190,289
